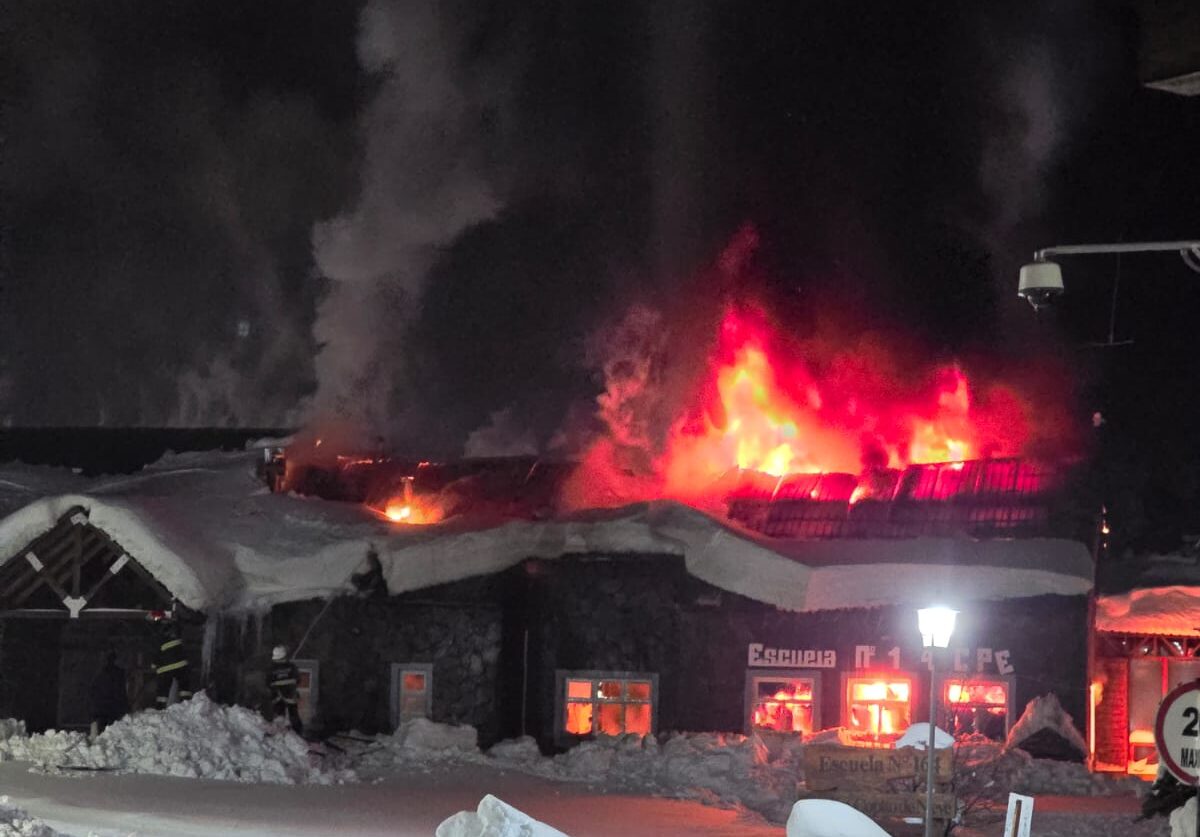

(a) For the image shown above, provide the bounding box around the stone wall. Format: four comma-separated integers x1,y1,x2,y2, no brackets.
195,552,1088,753
522,554,1089,750
225,576,507,742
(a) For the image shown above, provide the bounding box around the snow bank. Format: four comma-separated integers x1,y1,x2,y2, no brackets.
435,794,569,837
786,799,888,837
1007,693,1088,758
0,694,354,784
0,796,69,837
1015,757,1144,797
1172,796,1196,837
351,718,482,774
484,731,798,823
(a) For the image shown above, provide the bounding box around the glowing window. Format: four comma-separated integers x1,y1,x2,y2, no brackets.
750,677,816,734
943,678,1010,740
845,676,913,744
390,662,433,728
559,672,656,741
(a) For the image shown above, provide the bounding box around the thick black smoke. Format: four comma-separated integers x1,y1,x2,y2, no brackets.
0,0,1163,447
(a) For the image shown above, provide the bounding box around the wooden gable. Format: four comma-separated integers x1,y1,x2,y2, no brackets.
0,507,174,618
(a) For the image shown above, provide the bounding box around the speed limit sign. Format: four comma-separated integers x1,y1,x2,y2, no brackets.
1155,680,1200,784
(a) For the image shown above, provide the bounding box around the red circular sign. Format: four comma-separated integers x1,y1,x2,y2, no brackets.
1155,679,1200,785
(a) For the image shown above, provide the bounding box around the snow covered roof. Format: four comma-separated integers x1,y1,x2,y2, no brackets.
0,450,1094,613
1096,585,1200,637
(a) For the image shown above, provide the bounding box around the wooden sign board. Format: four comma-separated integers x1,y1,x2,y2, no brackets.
803,744,954,791
808,791,957,821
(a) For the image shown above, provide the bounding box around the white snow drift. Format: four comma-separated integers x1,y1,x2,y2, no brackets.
436,794,569,837
786,799,889,837
0,694,353,785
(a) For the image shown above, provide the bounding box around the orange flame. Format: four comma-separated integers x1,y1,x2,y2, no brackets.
376,497,443,526
659,307,1021,498
752,681,815,734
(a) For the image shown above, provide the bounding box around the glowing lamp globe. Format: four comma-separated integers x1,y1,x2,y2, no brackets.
917,607,957,649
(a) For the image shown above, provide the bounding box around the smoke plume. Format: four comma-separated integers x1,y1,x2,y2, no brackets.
309,0,511,437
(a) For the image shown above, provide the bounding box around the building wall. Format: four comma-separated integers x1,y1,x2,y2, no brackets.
248,579,506,742
523,553,1089,751
200,551,1087,754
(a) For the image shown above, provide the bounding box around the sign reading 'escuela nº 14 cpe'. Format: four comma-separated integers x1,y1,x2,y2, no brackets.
746,642,1015,674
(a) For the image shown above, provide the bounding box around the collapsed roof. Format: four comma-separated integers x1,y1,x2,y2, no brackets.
0,448,1093,614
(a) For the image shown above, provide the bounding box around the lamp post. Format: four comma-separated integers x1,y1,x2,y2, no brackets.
918,606,957,837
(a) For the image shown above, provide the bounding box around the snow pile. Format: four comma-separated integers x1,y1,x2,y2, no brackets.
895,722,953,750
487,731,799,823
1172,796,1196,837
436,794,569,837
786,799,888,837
0,796,69,837
353,718,482,773
0,694,354,784
1015,756,1145,797
1007,692,1088,758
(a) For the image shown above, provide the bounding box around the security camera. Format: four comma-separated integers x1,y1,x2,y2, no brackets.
1017,261,1064,310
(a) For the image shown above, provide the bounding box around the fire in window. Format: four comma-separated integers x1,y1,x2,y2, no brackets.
749,675,817,734
558,671,656,741
944,678,1010,740
845,676,912,743
389,662,433,729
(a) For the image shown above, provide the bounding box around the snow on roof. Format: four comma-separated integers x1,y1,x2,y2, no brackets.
0,450,1093,613
1096,585,1200,637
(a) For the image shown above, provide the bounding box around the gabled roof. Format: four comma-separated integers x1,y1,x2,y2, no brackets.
0,449,1094,613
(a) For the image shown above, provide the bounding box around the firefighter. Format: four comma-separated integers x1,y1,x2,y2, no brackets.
269,645,303,736
154,622,192,708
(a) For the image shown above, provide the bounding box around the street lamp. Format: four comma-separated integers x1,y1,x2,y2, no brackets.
918,606,957,837
1018,240,1200,310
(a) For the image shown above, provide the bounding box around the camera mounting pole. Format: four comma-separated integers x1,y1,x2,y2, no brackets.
1032,240,1200,272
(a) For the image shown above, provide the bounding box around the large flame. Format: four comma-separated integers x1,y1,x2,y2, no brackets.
654,306,1026,499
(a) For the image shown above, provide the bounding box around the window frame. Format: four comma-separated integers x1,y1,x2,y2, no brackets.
744,668,823,735
840,671,916,743
389,661,434,729
293,658,320,728
554,669,658,746
936,672,1015,738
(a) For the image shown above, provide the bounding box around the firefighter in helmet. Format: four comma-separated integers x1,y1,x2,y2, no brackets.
270,645,303,736
154,617,192,708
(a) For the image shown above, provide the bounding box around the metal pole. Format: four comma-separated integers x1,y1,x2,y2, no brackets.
520,629,529,738
925,650,939,837
1034,240,1200,260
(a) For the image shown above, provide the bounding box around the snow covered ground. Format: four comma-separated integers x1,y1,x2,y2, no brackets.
0,760,781,837
0,759,1177,837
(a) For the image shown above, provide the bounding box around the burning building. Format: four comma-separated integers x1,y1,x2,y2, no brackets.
0,438,1094,754
0,301,1098,750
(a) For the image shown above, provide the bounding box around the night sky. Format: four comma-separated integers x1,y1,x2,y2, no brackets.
3,1,1199,549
